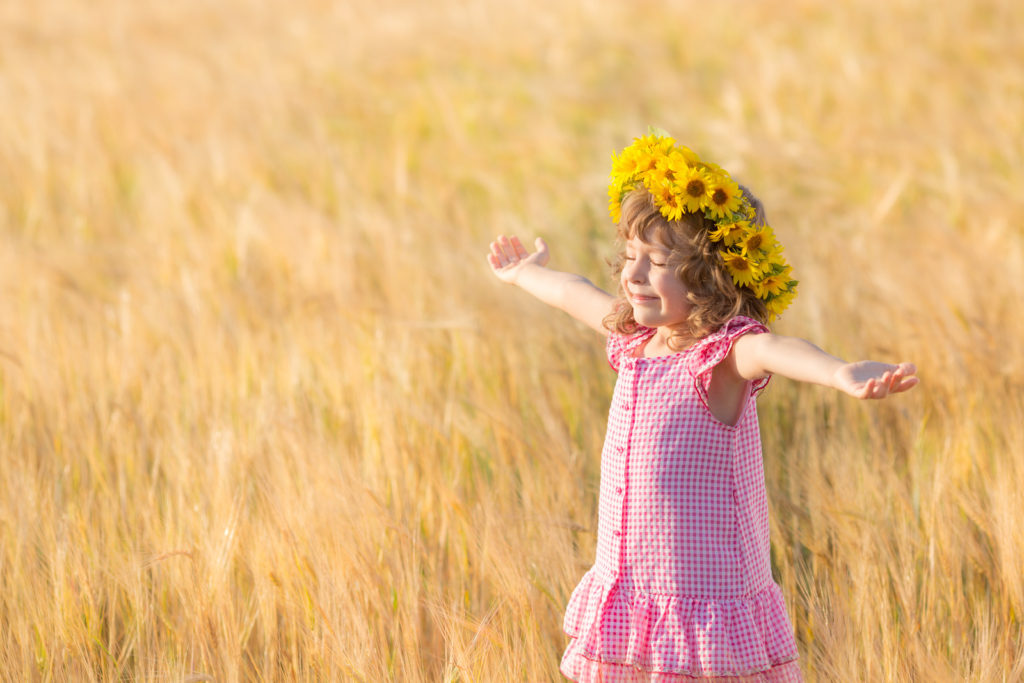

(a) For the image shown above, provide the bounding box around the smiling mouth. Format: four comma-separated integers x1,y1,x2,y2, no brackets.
630,294,658,304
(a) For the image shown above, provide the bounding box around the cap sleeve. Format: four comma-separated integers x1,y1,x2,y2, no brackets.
606,327,654,372
686,316,771,409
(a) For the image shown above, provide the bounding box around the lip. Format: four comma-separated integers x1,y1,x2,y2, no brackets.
629,293,659,305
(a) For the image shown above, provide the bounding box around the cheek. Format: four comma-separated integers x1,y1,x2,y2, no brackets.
651,270,679,291
656,273,689,304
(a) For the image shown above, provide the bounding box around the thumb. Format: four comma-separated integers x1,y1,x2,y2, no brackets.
534,237,550,264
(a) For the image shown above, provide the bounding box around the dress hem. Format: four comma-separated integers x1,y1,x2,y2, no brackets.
561,573,799,679
559,640,801,679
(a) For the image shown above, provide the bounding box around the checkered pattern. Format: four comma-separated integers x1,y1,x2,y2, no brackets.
562,317,801,681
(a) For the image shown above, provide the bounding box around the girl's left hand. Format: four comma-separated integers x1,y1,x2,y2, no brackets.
833,361,919,399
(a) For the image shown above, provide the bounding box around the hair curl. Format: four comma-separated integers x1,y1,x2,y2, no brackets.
602,188,769,348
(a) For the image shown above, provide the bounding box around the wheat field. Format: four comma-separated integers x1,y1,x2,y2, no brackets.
1,0,1022,680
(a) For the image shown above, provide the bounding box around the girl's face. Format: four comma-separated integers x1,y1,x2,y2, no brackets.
621,236,692,331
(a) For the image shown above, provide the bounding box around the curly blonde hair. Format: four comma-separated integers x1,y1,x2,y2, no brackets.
602,188,769,348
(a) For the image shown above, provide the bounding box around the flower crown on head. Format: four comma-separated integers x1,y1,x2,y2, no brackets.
608,129,798,322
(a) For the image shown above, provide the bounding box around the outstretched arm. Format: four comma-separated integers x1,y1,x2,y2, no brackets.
487,235,615,334
728,332,918,399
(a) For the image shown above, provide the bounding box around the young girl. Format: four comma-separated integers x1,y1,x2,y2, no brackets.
486,135,918,682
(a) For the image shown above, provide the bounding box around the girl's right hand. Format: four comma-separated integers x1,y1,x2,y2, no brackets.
487,235,550,285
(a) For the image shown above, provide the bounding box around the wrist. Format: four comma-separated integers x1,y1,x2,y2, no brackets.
511,261,545,287
827,365,843,390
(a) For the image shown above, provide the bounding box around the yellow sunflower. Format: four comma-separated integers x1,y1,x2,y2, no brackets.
610,150,637,181
609,194,623,223
720,250,760,288
737,225,776,260
678,166,712,213
676,144,702,166
765,286,797,321
708,220,749,247
759,244,788,274
608,177,635,222
754,266,793,299
648,149,690,187
655,183,687,222
705,175,744,220
611,145,657,183
699,160,724,174
643,158,674,194
635,151,659,176
633,133,676,156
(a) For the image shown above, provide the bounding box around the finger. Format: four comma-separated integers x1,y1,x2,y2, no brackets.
510,236,529,259
499,236,519,262
860,377,876,399
888,369,905,392
498,235,517,263
893,376,920,393
898,362,918,376
866,373,886,398
489,241,507,267
889,363,918,392
871,377,888,399
876,370,892,397
534,237,550,266
880,370,895,393
490,240,513,267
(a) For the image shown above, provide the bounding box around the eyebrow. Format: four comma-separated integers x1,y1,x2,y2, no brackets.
627,239,670,256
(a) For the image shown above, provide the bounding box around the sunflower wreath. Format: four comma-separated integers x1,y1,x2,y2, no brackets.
608,131,798,322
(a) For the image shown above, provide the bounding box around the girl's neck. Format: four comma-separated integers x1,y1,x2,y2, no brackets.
641,326,696,358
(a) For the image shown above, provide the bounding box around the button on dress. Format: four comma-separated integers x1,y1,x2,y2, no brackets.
561,317,801,682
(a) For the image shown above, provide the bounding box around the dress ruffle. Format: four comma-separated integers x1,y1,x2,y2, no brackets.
686,316,771,413
561,641,802,683
561,571,799,681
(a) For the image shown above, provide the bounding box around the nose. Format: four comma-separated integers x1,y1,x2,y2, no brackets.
624,258,647,283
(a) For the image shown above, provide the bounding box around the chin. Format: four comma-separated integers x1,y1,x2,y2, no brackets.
632,313,660,328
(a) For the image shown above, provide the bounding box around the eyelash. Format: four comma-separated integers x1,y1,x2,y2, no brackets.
624,255,667,268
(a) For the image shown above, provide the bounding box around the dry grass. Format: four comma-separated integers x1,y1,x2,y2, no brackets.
1,0,1022,680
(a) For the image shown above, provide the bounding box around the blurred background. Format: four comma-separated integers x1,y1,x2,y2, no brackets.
1,0,1022,680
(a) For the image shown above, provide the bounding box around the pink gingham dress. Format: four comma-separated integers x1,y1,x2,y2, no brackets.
561,317,801,682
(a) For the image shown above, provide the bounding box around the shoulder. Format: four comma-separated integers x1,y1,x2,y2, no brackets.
717,315,770,341
689,317,772,401
689,316,769,369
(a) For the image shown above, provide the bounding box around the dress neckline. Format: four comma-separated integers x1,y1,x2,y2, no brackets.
628,327,700,361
